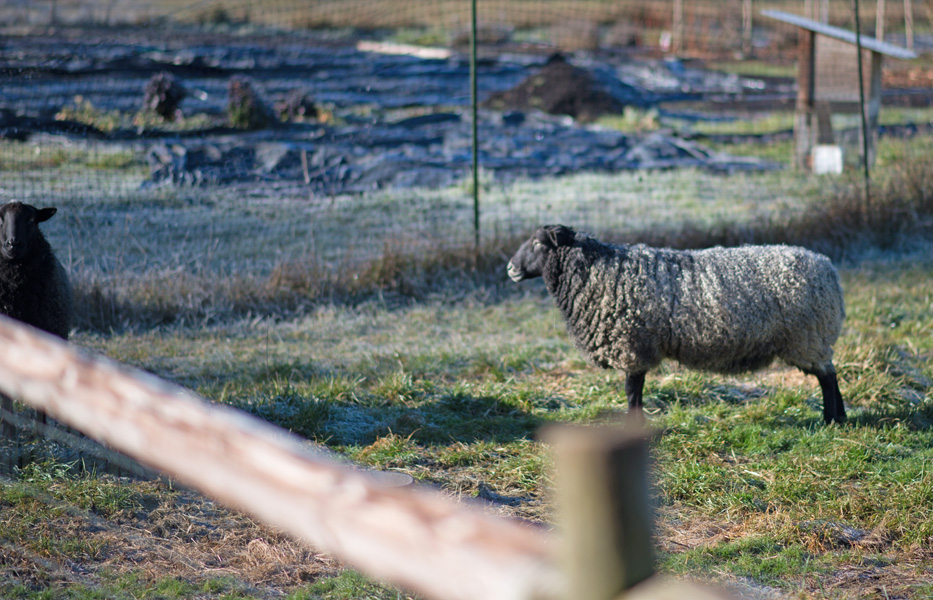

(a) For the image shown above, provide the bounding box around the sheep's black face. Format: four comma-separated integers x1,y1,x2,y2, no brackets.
0,202,56,262
507,237,545,282
507,224,575,282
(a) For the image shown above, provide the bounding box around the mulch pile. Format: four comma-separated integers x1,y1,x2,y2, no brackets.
483,53,625,122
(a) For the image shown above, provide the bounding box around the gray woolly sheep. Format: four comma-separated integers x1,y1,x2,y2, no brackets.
0,201,73,433
507,224,846,423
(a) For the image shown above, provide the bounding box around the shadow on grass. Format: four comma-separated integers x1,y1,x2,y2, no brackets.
345,391,549,447
234,388,549,448
649,377,933,432
843,402,933,431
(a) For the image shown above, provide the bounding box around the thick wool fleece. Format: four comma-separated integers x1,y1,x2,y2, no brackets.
540,231,843,376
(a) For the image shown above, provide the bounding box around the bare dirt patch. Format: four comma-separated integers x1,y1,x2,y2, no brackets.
655,505,748,554
0,479,341,596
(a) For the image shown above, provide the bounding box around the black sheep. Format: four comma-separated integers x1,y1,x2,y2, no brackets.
0,201,73,435
0,201,72,338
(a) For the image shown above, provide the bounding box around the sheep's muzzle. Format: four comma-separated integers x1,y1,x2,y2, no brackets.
507,260,526,282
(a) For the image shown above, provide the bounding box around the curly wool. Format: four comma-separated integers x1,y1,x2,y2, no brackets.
541,232,844,377
0,257,72,339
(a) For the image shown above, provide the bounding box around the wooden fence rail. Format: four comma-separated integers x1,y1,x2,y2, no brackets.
0,316,561,600
0,315,728,600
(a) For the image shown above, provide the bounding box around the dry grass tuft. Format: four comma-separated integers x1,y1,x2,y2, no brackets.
616,163,933,259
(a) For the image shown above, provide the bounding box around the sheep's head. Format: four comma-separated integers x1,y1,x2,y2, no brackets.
0,202,56,262
507,224,575,282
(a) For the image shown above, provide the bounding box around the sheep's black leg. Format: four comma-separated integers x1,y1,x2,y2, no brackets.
813,367,846,424
1,394,13,438
35,410,47,434
831,369,847,423
625,372,646,411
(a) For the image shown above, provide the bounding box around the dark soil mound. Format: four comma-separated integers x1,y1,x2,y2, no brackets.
483,53,625,122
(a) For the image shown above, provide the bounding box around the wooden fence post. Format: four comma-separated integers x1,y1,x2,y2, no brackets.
672,0,684,53
545,422,655,600
876,0,886,42
793,27,817,170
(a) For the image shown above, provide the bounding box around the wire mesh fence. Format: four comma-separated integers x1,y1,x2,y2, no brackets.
1,0,931,319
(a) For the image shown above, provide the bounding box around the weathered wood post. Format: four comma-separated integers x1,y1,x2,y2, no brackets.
545,422,655,600
793,22,818,170
672,0,684,53
877,0,887,41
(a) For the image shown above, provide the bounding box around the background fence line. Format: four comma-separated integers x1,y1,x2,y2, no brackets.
2,1,929,301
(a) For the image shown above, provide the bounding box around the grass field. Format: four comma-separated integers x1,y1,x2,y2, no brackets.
2,121,933,598
4,241,932,599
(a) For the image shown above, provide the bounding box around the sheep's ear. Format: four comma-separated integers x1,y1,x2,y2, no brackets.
36,208,57,223
541,224,574,248
534,227,553,248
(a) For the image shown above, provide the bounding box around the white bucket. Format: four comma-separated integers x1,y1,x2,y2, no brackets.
812,145,844,175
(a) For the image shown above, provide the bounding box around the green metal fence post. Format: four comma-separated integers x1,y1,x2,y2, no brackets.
471,0,480,256
854,0,872,206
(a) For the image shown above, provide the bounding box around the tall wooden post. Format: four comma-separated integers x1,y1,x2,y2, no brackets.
855,0,873,192
876,0,886,41
672,0,684,53
794,29,818,169
742,0,753,56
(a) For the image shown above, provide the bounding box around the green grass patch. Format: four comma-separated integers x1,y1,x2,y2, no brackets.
288,571,412,600
54,95,219,134
663,535,823,585
14,460,146,519
706,60,797,79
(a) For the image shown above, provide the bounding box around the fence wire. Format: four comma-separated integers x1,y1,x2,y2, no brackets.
0,0,931,327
